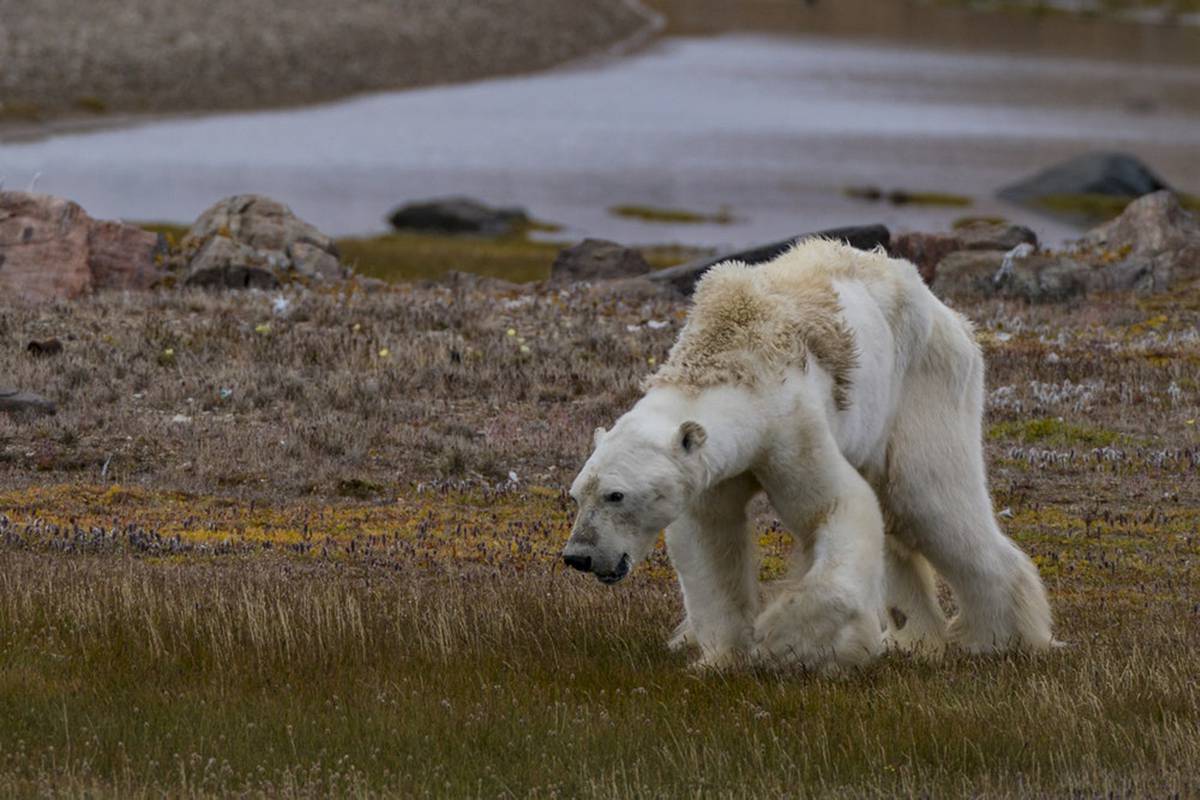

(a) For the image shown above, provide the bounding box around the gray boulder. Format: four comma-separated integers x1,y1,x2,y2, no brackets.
0,388,56,416
939,192,1200,302
388,197,529,236
930,251,1010,298
185,236,280,289
892,222,1037,284
550,239,650,284
1078,190,1200,294
647,224,890,295
181,195,343,285
998,152,1170,222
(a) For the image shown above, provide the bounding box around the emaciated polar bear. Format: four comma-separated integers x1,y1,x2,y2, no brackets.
562,239,1054,670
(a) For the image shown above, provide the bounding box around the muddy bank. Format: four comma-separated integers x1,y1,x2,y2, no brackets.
0,0,658,135
646,0,1200,65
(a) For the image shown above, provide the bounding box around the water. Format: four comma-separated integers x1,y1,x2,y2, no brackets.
3,34,1199,247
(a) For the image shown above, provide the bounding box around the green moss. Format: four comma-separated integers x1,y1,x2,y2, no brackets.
337,232,703,284
138,222,190,247
988,417,1124,448
0,102,43,122
74,96,108,114
888,190,973,207
953,215,1009,229
609,204,735,225
336,232,563,283
843,187,973,208
1036,193,1200,225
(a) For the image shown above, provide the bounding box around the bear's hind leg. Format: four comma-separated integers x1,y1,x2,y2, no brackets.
884,313,1054,652
882,535,948,656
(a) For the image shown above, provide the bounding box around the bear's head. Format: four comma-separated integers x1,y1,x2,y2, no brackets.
562,418,706,584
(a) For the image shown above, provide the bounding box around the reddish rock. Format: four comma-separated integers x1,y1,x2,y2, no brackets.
88,220,167,291
1,192,168,301
891,232,961,283
0,192,93,301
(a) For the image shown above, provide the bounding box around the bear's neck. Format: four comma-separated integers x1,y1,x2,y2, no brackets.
640,385,767,490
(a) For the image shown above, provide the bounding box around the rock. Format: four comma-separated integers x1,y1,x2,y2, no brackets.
181,195,343,285
1078,191,1200,294
955,221,1038,252
550,239,651,284
647,224,891,295
993,253,1094,303
0,388,56,416
938,193,1200,302
88,220,168,291
890,233,965,283
0,191,169,301
26,339,64,357
0,192,93,301
893,222,1037,283
998,152,1170,219
388,197,529,236
185,236,279,289
930,251,1009,298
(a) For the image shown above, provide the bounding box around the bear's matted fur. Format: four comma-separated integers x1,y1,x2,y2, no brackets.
646,248,859,410
563,239,1054,672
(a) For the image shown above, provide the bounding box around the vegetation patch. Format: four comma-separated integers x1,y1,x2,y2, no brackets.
844,186,973,207
989,417,1124,447
1036,192,1200,224
1,246,1198,796
608,204,736,225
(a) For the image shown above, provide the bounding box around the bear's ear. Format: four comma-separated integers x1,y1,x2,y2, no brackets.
593,427,608,448
678,421,707,454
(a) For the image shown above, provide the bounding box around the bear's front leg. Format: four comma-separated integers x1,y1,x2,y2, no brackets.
752,457,886,673
664,474,760,669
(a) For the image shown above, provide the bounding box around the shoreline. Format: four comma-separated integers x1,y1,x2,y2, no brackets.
0,0,661,143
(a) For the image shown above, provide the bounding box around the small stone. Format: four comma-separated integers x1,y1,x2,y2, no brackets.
550,239,651,284
0,388,56,416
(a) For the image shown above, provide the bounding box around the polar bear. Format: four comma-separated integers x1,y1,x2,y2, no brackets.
562,239,1054,671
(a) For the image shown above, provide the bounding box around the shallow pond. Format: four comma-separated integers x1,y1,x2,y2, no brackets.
2,33,1199,247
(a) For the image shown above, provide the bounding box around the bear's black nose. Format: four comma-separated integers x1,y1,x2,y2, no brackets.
563,554,592,572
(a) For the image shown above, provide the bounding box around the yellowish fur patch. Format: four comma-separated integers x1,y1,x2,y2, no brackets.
648,239,889,409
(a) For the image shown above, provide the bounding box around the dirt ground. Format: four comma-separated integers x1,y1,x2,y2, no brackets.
0,0,656,136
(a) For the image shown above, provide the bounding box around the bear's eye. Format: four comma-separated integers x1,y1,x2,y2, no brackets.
604,491,625,503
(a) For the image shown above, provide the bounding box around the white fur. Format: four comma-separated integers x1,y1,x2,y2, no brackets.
565,241,1054,672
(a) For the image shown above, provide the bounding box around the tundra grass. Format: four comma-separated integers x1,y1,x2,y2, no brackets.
1,278,1199,796
1036,192,1200,225
608,204,736,225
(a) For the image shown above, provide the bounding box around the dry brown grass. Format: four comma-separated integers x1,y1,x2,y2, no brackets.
1,276,1199,797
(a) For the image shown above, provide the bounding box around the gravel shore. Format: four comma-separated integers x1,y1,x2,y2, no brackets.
0,0,658,134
